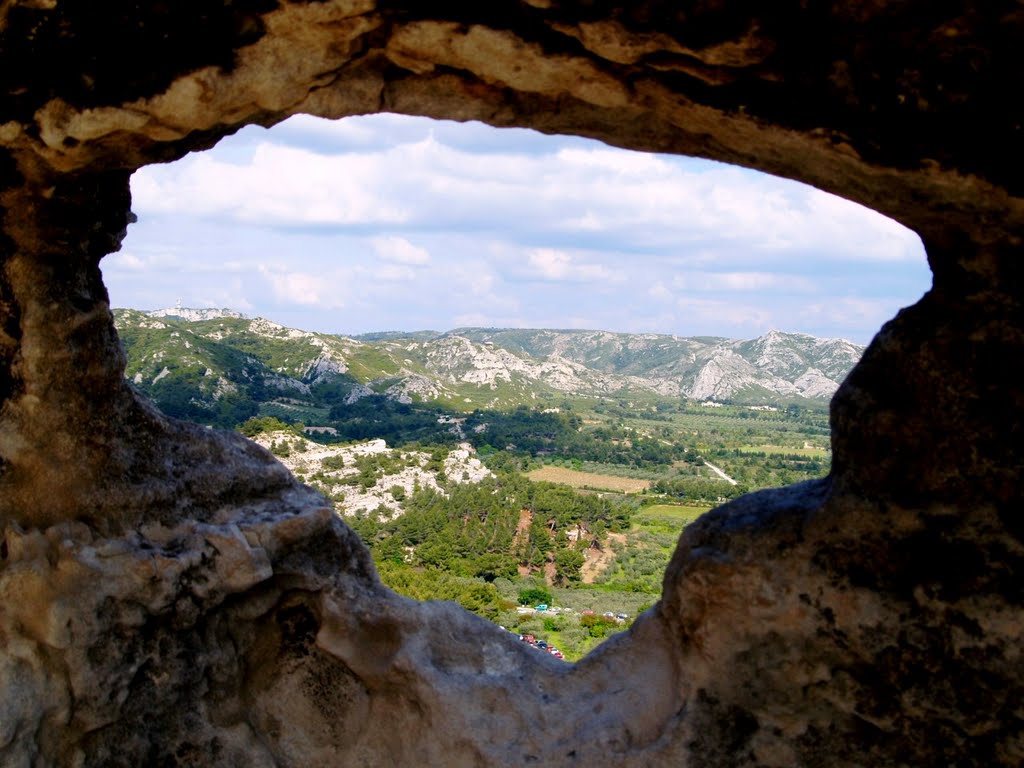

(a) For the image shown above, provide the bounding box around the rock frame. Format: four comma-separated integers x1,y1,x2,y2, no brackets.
1,2,1022,765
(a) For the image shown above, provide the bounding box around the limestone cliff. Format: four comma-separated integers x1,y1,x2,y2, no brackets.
1,2,1022,766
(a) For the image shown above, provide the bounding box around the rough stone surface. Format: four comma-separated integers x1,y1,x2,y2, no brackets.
1,2,1022,765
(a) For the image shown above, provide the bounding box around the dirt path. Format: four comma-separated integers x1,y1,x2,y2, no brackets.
543,561,557,584
581,532,626,584
702,460,738,486
514,508,533,577
513,508,532,545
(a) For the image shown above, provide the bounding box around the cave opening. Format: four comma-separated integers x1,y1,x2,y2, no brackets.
101,112,932,663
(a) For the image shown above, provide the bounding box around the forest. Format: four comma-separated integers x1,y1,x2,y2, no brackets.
348,470,633,584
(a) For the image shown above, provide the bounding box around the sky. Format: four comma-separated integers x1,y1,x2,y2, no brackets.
106,113,931,344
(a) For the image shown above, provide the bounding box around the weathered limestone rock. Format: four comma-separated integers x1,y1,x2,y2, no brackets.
1,2,1022,765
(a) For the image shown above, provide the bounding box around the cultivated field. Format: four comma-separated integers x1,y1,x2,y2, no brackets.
527,466,651,493
631,504,710,538
637,504,711,524
258,400,331,424
735,444,830,458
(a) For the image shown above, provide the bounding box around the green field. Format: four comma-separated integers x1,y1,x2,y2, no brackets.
736,444,830,458
631,504,710,541
636,504,710,525
527,465,650,493
258,401,331,424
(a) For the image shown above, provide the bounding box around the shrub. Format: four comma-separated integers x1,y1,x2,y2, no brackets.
516,617,544,635
518,586,553,606
322,454,346,470
557,626,588,656
238,416,301,437
543,616,567,632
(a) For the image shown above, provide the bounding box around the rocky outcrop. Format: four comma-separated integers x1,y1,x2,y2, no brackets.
249,432,494,518
149,308,247,322
1,2,1022,766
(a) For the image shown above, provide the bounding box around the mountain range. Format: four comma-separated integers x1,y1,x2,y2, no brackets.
114,308,864,416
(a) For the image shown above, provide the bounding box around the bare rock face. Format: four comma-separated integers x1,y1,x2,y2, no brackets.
1,2,1022,765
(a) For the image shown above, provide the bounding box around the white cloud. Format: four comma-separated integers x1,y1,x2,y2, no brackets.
132,144,410,226
270,113,405,150
525,248,619,282
116,114,931,342
452,305,530,329
674,296,774,330
104,251,146,271
130,114,922,266
194,278,254,311
648,282,673,303
672,271,816,292
555,146,674,176
449,259,501,297
372,236,431,265
258,265,347,309
372,264,417,282
528,248,572,280
452,312,495,327
797,297,899,330
805,192,921,261
467,271,495,296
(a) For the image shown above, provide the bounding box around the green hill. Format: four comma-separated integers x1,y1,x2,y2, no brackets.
116,309,863,427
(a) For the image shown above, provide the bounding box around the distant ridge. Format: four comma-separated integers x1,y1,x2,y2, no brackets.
352,329,443,343
116,308,864,413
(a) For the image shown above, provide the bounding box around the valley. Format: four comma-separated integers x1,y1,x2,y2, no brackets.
116,308,853,659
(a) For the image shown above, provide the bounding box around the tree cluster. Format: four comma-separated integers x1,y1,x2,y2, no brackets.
349,469,633,587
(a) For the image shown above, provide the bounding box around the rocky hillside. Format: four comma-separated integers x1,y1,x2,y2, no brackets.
249,431,492,520
114,309,864,420
445,327,863,402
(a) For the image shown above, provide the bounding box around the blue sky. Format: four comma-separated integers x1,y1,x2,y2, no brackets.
106,113,931,343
